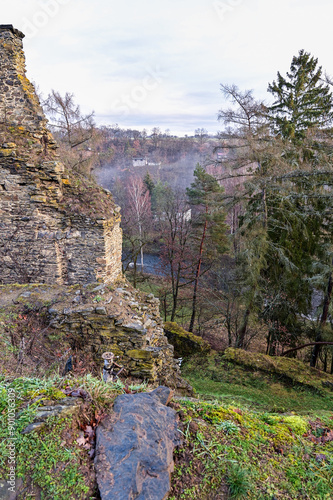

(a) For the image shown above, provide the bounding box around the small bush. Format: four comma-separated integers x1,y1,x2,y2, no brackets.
227,463,251,498
216,420,240,435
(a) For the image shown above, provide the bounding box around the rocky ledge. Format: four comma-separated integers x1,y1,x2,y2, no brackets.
0,282,192,394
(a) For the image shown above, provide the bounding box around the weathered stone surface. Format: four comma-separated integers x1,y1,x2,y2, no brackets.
96,306,107,315
21,396,81,434
0,25,122,286
95,387,180,500
0,283,192,390
164,321,211,358
0,477,23,500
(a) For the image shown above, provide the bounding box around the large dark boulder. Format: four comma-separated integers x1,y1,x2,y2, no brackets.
95,387,180,500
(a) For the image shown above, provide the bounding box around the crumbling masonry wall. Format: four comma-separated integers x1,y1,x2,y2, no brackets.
0,26,191,388
0,25,122,285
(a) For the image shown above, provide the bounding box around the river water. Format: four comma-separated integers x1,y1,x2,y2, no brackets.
123,253,162,276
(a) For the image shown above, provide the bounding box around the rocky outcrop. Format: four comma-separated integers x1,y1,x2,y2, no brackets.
49,285,192,391
49,284,180,384
0,283,193,392
164,321,211,358
95,387,180,500
0,25,122,285
0,25,192,394
21,396,81,435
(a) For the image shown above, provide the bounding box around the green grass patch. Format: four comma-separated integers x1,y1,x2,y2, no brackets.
171,350,333,498
182,351,333,415
0,374,140,499
170,398,333,499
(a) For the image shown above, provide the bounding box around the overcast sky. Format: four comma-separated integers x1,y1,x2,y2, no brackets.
3,0,333,135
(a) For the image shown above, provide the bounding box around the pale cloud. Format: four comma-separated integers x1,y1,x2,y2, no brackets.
1,0,333,135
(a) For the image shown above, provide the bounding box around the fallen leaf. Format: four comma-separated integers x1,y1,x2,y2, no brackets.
84,425,95,443
76,434,86,446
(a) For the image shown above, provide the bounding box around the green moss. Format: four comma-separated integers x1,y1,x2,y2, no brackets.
164,321,211,358
126,349,153,360
181,351,333,414
0,148,14,157
27,387,66,401
103,344,123,357
170,396,333,499
282,415,309,435
223,348,333,393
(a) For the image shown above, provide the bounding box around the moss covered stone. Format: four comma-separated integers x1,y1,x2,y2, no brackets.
126,349,153,361
164,322,210,358
223,348,333,393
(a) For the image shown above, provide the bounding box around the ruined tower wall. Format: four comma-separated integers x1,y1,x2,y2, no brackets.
0,25,47,130
0,25,122,285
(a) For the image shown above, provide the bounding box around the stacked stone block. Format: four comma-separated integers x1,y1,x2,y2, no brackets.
0,25,122,285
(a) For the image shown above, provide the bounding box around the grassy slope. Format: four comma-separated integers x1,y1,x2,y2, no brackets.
0,375,147,499
1,346,332,499
170,350,333,499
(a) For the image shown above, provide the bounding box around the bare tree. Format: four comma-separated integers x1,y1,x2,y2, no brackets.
158,190,194,321
195,128,208,145
121,176,152,287
43,90,95,174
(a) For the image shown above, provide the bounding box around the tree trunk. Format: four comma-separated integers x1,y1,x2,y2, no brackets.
140,247,144,269
139,223,144,269
323,349,328,372
171,293,178,322
280,342,333,357
133,259,137,288
188,259,201,333
266,331,271,355
170,263,181,322
236,305,251,348
189,215,208,332
310,273,333,367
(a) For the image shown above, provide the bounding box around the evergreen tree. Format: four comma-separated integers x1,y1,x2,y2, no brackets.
218,72,333,359
268,50,333,142
151,180,170,215
143,171,155,195
187,164,228,332
268,51,333,364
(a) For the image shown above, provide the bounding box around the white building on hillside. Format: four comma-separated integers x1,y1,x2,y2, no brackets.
132,157,148,167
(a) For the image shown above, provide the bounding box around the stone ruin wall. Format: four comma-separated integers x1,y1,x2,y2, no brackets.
0,26,190,389
0,25,122,285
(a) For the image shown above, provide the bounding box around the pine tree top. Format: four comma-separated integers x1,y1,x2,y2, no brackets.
268,49,333,141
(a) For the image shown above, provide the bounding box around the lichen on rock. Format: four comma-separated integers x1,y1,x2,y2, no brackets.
0,24,122,286
95,387,181,500
164,321,211,358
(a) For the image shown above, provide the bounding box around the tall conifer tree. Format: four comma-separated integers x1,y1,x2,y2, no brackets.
218,52,333,360
268,50,333,142
268,51,333,364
